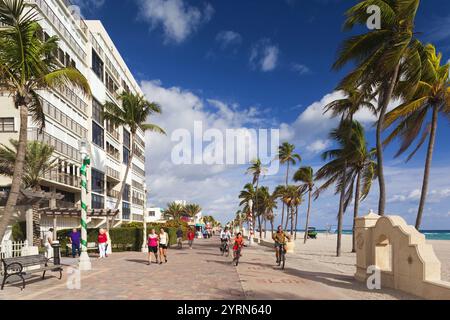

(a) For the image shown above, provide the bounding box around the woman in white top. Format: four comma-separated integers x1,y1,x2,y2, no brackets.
158,228,169,264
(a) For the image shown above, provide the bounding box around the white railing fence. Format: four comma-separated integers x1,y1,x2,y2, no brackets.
0,240,28,260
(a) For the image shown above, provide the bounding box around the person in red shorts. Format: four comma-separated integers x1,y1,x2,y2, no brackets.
187,228,195,249
232,232,244,259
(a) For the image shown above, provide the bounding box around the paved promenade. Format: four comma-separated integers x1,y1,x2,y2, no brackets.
0,237,416,300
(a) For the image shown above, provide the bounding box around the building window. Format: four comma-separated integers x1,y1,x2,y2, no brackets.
92,194,105,210
92,99,104,124
123,129,130,149
123,184,130,202
149,211,155,217
0,118,15,132
92,49,104,81
123,147,130,165
122,202,130,220
91,169,105,194
92,121,104,148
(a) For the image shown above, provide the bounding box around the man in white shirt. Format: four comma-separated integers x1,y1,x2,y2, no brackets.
45,228,54,258
220,227,231,253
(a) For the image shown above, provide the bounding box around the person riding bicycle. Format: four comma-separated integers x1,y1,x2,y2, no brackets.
232,232,245,259
220,227,232,252
272,225,291,265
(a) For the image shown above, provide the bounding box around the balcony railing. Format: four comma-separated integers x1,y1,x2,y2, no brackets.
106,123,120,141
135,135,145,148
132,180,144,191
28,128,82,161
27,0,87,60
132,214,144,222
54,84,89,115
132,197,144,206
40,95,87,138
106,166,120,181
132,164,145,178
43,170,80,188
60,0,89,37
107,189,120,199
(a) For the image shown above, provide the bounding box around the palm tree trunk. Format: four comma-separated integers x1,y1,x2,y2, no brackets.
284,207,289,230
416,105,439,230
0,105,28,241
294,205,299,240
281,162,290,231
290,207,294,236
110,132,135,228
336,164,347,257
304,189,312,244
376,63,401,216
352,171,361,253
32,202,41,247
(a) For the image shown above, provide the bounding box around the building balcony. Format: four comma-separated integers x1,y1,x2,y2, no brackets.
26,0,87,60
106,166,120,181
107,189,120,199
132,197,144,207
54,84,89,115
28,128,82,162
42,170,81,189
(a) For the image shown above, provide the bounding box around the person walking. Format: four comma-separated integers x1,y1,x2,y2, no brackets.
98,228,108,259
176,227,183,249
147,228,159,265
68,228,81,258
187,228,195,249
44,228,54,258
158,228,169,264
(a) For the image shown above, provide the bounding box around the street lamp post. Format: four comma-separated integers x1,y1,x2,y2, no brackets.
141,188,148,253
78,140,92,271
248,199,254,246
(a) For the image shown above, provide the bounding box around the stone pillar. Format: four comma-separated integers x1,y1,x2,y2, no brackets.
26,208,33,245
354,211,380,282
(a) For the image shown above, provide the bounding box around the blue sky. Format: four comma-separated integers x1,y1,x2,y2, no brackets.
77,0,450,229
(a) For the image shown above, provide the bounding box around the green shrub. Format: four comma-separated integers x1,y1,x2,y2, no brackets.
12,221,26,241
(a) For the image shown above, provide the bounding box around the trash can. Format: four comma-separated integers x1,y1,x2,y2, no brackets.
52,241,61,265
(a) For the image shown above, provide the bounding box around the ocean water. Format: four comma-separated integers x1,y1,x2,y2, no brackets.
300,229,450,240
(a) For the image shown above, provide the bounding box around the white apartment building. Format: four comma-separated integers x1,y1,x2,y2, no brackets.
146,208,163,223
0,0,147,234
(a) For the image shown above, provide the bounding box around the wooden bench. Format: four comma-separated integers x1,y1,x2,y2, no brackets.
1,254,63,290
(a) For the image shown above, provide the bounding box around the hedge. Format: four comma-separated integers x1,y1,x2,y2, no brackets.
57,224,184,252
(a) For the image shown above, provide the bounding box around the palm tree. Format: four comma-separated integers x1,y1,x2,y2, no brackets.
345,123,378,252
246,159,266,238
315,121,358,257
274,185,301,236
164,202,185,220
0,140,58,245
293,167,316,243
0,0,91,240
103,92,165,226
277,143,301,229
334,0,422,216
384,44,450,229
184,203,202,218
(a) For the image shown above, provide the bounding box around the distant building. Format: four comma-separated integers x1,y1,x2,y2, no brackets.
146,208,163,223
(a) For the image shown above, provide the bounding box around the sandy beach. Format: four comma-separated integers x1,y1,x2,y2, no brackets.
259,232,450,283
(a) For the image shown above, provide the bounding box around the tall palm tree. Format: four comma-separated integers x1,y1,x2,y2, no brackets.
103,92,165,227
315,121,358,257
293,166,316,243
334,0,422,216
0,140,58,245
274,185,301,236
246,159,266,238
345,123,378,252
384,44,450,229
277,143,301,229
184,203,202,218
164,202,186,220
0,0,91,240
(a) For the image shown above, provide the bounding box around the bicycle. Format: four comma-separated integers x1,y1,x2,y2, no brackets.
221,241,230,257
276,244,287,270
232,247,241,266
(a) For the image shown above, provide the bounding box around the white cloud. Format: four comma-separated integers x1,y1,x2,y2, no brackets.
292,63,311,75
250,39,280,72
141,80,273,222
138,0,214,44
216,31,242,49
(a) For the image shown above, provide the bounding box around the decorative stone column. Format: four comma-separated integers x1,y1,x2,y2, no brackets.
354,210,380,282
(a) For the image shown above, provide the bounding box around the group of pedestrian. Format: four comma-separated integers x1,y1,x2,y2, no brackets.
66,228,109,259
147,228,169,265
